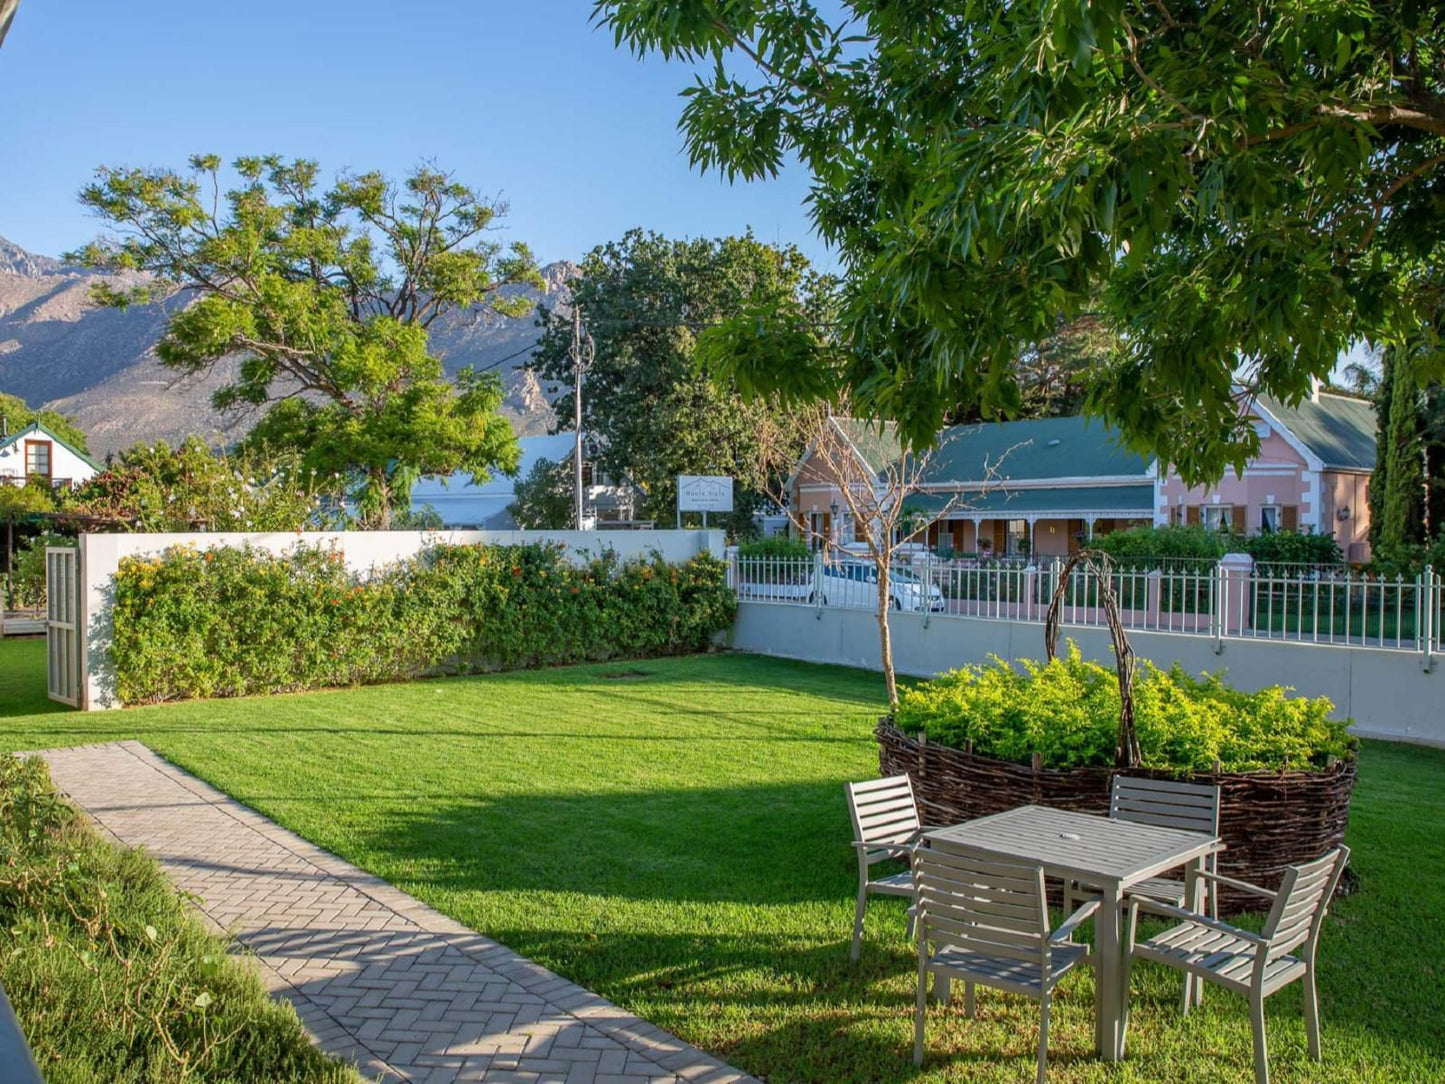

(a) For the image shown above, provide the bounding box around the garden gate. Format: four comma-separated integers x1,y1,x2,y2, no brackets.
46,546,81,707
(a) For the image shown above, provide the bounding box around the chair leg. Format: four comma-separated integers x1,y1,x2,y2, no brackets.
1062,879,1075,917
936,974,951,1006
1303,964,1322,1062
904,903,917,943
1037,992,1051,1084
1180,971,1195,1017
1249,990,1270,1084
964,982,976,1019
913,959,928,1067
851,883,867,962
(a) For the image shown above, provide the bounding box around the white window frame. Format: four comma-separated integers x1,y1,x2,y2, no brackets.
1202,505,1232,531
1259,505,1281,534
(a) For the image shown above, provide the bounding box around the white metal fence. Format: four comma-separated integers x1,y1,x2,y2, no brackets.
726,550,1444,664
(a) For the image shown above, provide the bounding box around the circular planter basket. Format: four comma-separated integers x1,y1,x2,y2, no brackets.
877,720,1357,915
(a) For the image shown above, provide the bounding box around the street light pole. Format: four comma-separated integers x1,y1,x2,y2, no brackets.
570,305,594,531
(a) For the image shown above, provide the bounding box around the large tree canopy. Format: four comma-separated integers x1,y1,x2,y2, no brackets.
531,229,825,531
72,156,540,527
598,0,1445,483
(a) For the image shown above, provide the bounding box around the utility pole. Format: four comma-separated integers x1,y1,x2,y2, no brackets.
570,305,594,531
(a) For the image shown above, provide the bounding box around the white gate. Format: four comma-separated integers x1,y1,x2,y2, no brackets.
46,547,80,707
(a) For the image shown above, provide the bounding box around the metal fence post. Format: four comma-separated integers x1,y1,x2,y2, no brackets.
814,550,825,620
1422,566,1435,672
1212,560,1226,654
922,550,933,630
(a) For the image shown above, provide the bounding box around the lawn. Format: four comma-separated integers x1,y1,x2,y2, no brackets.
2,637,1441,1082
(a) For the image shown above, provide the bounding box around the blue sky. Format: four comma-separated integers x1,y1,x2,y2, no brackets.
0,0,825,267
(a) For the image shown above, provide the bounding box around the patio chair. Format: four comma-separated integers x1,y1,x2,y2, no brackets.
1065,776,1222,920
1125,846,1350,1084
845,774,932,961
911,847,1098,1082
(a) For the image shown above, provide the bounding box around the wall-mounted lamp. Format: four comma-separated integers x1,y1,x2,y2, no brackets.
1337,506,1351,521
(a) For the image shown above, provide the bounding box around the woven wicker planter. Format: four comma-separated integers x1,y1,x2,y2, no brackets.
877,719,1358,915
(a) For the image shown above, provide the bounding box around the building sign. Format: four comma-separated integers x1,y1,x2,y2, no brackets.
677,475,734,513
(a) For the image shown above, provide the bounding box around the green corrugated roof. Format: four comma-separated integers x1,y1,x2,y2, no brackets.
913,415,1151,484
1256,392,1376,471
834,418,902,474
904,484,1155,516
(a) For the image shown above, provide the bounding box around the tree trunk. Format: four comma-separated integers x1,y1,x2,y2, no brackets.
367,468,392,530
876,560,898,708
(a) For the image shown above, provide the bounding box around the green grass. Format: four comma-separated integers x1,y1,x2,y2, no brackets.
2,637,1441,1082
0,749,360,1084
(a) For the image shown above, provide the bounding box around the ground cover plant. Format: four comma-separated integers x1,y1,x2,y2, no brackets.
0,749,360,1084
894,645,1354,772
1,640,1438,1082
110,541,734,702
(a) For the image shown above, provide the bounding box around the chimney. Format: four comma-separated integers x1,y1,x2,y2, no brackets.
1,415,7,439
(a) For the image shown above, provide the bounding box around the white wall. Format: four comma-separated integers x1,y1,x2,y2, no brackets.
729,601,1444,747
77,529,723,710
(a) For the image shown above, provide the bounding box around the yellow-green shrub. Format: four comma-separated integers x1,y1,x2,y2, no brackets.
893,643,1354,772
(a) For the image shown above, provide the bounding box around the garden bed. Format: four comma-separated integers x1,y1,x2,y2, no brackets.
877,720,1357,913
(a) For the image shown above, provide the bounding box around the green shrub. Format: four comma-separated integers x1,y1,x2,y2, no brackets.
7,531,75,609
1092,524,1227,566
109,542,736,703
737,535,810,560
1242,529,1343,566
893,643,1354,773
0,755,358,1084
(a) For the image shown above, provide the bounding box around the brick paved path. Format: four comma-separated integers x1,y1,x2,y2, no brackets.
40,742,756,1084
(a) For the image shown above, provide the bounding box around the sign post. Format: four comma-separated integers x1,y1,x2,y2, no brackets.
677,475,733,530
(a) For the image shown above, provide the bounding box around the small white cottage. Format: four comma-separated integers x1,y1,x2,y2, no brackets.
0,420,99,489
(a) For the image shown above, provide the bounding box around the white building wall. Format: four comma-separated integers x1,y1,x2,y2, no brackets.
0,428,97,486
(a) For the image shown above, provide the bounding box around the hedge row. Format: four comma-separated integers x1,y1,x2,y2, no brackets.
111,542,737,703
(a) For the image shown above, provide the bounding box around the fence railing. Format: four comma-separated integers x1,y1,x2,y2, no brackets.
726,551,1443,663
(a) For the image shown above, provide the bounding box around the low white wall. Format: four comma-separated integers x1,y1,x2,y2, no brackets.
77,529,722,711
729,602,1442,747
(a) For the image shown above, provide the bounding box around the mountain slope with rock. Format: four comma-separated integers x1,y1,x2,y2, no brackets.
0,235,568,456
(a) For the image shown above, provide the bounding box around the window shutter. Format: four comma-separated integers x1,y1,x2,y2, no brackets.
1231,506,1246,533
1282,505,1298,531
1186,505,1201,526
993,521,1007,553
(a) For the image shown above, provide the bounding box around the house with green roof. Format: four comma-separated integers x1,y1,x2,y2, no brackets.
0,419,100,490
789,415,1155,557
1156,389,1377,562
790,389,1377,560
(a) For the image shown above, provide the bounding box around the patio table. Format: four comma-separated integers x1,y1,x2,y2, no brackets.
925,804,1222,1062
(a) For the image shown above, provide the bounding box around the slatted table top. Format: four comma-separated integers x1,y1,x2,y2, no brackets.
926,804,1221,886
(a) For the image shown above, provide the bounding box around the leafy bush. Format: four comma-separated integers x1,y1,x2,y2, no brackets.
737,535,810,560
110,542,736,703
6,532,75,609
1094,524,1344,569
893,643,1353,773
0,754,357,1083
1092,524,1227,565
1242,529,1343,566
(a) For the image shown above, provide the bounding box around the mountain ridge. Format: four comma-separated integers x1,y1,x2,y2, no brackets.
0,235,568,456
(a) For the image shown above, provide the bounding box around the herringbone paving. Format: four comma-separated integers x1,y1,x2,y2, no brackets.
40,742,756,1084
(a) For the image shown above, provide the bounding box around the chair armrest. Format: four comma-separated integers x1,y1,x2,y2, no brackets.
1192,869,1277,902
1049,898,1101,944
1127,897,1268,947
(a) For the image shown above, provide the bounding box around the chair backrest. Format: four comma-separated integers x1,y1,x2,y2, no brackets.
1262,846,1350,957
912,847,1049,964
845,775,922,856
1110,775,1220,836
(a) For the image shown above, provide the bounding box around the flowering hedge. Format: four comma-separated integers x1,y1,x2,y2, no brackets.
110,542,736,703
893,644,1354,773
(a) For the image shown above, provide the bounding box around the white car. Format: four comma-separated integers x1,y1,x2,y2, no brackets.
816,562,946,612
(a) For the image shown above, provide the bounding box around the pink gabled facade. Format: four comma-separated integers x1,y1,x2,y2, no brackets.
1154,391,1376,562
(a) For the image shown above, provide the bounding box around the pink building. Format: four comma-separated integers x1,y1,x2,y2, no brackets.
1154,391,1376,562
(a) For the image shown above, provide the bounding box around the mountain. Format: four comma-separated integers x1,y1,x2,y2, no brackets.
0,235,569,457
